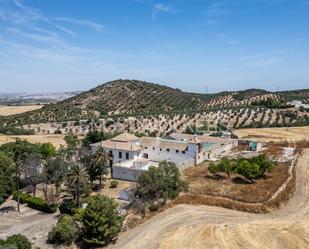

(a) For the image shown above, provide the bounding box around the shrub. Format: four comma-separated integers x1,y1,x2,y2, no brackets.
4,234,31,249
13,192,31,204
82,195,124,246
72,208,85,222
13,192,57,213
48,215,79,245
27,196,57,213
110,180,118,188
148,201,160,212
59,201,77,215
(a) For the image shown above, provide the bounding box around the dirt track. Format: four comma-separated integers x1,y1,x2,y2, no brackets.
112,149,309,249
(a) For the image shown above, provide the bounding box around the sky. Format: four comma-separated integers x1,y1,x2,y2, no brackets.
0,0,308,93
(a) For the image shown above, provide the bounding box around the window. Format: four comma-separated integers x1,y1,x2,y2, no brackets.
118,151,122,159
126,152,129,160
182,151,186,154
153,147,155,150
166,148,170,152
176,150,179,153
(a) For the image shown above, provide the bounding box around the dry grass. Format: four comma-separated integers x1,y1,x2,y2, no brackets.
183,162,289,204
0,105,43,116
234,126,309,142
0,134,66,148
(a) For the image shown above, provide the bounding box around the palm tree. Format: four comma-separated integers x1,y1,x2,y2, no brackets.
65,163,89,207
93,147,111,191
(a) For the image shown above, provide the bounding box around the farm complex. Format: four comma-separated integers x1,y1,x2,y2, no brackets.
91,132,249,181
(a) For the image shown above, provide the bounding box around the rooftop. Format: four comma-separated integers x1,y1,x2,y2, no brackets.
111,132,139,142
169,133,233,144
140,137,188,151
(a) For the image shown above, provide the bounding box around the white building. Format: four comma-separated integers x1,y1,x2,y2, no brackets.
90,132,238,181
90,132,142,164
288,100,309,109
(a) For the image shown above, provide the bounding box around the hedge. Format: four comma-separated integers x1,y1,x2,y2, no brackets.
13,191,58,213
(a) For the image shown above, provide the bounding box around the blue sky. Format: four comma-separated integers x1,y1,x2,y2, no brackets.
0,0,308,93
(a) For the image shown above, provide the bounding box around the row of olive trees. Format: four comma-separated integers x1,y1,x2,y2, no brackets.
208,155,274,183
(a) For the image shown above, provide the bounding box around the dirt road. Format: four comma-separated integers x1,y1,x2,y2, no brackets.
0,200,58,248
112,149,309,249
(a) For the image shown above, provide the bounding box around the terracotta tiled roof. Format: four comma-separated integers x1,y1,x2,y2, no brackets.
100,140,142,151
111,132,139,142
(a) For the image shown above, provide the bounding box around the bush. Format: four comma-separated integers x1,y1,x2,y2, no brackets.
13,191,31,204
82,195,124,246
0,126,34,135
48,215,79,245
13,192,57,213
59,201,77,215
72,208,85,222
148,201,160,212
2,234,31,249
110,180,118,188
27,196,57,213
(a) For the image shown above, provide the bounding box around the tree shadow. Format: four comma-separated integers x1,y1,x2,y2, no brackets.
206,174,226,181
232,177,251,185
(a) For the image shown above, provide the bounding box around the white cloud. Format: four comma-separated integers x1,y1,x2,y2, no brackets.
154,3,171,12
54,17,104,32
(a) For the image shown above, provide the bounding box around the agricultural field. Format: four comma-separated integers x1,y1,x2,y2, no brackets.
0,105,43,116
183,161,289,204
0,134,66,148
234,126,309,142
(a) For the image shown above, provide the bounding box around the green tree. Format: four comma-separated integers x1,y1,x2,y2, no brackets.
208,162,219,174
249,154,273,177
82,129,104,147
0,152,15,204
48,215,79,245
234,160,260,183
82,195,123,246
93,147,110,191
45,157,68,195
64,132,80,155
136,161,185,201
65,163,89,207
218,158,234,178
4,234,31,249
23,153,43,197
40,143,56,159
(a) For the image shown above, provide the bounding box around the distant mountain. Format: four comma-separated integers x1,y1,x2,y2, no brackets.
1,79,309,126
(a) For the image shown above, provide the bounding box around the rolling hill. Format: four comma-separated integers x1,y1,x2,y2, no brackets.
0,79,309,128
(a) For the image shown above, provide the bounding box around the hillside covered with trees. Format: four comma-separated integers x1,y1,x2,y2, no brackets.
1,79,309,127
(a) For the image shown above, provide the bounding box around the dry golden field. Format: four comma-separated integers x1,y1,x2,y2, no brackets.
234,126,309,142
0,134,66,148
0,105,43,116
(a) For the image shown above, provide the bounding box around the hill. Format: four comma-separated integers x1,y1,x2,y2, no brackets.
0,79,309,128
